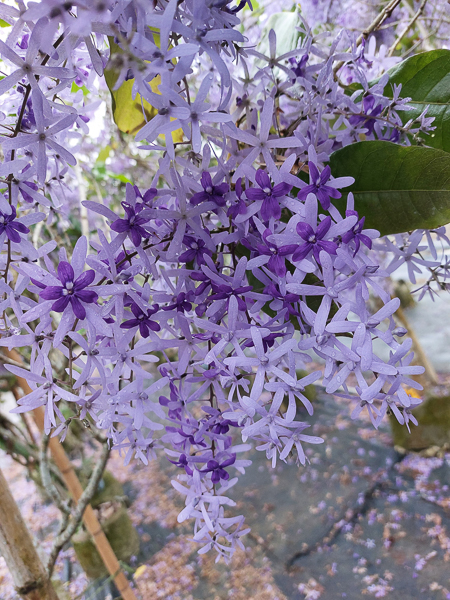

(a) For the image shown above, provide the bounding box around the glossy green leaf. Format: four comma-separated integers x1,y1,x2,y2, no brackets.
382,50,450,152
329,141,450,235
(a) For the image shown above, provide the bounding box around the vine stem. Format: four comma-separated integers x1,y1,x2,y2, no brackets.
333,0,403,74
387,0,429,57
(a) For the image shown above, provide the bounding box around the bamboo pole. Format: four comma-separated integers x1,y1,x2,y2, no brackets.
0,466,60,600
6,350,138,600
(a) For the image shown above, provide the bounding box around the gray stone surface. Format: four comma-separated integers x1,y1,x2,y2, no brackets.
190,394,450,599
226,396,399,564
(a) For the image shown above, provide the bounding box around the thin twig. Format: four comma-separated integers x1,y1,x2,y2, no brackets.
388,0,429,57
333,0,402,74
40,433,71,516
46,441,110,577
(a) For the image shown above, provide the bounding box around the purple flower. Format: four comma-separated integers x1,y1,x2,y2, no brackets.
39,262,97,320
0,206,30,242
350,95,383,135
0,19,72,96
1,90,76,183
297,163,342,210
227,177,247,220
110,202,151,247
246,170,292,221
202,454,236,483
255,228,297,277
293,216,338,263
264,283,301,318
342,210,374,255
190,172,229,207
162,291,193,313
120,302,161,337
169,453,194,476
179,235,212,266
289,53,309,81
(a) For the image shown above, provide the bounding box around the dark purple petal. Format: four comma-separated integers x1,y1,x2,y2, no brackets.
316,188,331,210
363,94,375,113
308,162,320,183
31,278,47,290
279,244,297,256
74,269,95,290
190,191,209,205
120,318,141,329
179,249,196,263
130,303,142,318
57,262,74,285
272,182,292,197
292,243,312,262
200,171,213,191
5,226,22,243
317,240,338,254
261,195,281,221
237,296,247,311
123,204,135,220
359,234,372,249
40,286,64,300
139,322,150,338
296,221,314,240
210,193,227,207
70,295,86,320
316,216,332,239
143,188,157,203
110,218,130,233
129,228,142,247
297,184,315,201
236,178,243,198
51,295,70,313
147,319,161,332
268,254,286,277
256,244,272,257
320,165,331,185
9,221,30,234
321,184,341,200
342,231,353,244
245,188,266,201
219,469,229,481
76,289,98,303
255,169,271,190
221,455,236,468
20,182,38,203
214,182,229,195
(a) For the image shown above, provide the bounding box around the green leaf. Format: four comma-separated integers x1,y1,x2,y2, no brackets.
382,50,450,152
329,141,450,235
71,81,89,96
96,145,112,164
0,19,11,27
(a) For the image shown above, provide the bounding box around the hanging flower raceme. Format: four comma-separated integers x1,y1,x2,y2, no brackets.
0,0,441,565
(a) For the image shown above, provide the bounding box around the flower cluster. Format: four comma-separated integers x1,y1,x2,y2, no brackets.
0,0,446,561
